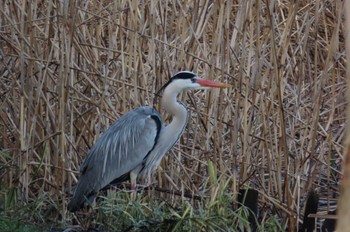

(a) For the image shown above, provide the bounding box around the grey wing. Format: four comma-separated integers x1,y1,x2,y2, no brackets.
68,106,161,212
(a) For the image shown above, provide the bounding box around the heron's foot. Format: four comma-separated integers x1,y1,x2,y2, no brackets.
130,183,136,192
129,183,150,200
125,183,148,192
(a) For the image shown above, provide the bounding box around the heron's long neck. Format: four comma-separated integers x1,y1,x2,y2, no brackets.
162,92,188,132
141,86,189,177
160,87,188,146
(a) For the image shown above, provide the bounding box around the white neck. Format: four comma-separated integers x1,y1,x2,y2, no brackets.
145,83,188,171
163,84,186,114
161,84,188,141
141,79,192,179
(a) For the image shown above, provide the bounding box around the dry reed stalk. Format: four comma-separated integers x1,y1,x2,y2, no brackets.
336,0,350,230
0,0,345,229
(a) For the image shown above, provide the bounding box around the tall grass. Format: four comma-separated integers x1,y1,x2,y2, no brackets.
0,0,345,230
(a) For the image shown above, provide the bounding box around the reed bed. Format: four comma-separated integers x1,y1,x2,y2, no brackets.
0,0,345,231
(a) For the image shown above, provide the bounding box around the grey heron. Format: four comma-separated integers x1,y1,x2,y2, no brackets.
67,71,231,212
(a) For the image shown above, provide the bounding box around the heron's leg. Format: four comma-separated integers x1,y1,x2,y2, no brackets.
130,171,137,200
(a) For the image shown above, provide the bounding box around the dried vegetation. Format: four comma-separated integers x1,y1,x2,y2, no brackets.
0,0,345,231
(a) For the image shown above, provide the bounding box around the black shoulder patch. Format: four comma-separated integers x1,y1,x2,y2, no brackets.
150,115,162,144
139,115,162,172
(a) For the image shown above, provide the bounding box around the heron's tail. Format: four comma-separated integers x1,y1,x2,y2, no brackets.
67,180,96,212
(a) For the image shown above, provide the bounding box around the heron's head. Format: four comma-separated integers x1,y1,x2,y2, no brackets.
156,71,231,97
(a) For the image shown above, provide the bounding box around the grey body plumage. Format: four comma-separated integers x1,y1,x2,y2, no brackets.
68,71,230,212
68,107,162,212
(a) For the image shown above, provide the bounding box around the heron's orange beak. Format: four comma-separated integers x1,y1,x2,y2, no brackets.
196,78,231,88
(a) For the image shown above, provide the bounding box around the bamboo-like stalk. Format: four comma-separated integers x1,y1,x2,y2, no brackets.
336,1,350,230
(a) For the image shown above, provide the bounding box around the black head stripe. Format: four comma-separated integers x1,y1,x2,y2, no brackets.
172,71,197,80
